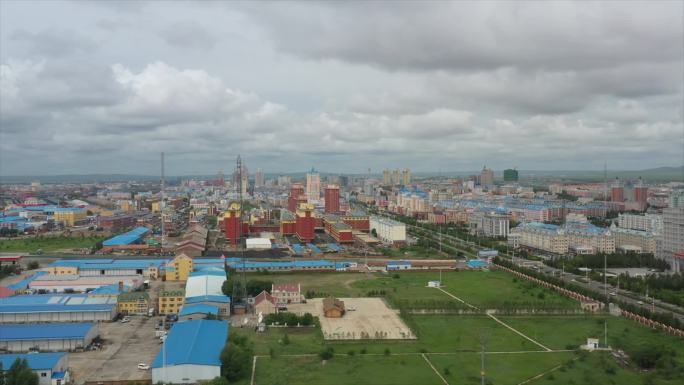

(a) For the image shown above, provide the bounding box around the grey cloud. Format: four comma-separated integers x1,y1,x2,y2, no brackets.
238,2,682,73
10,28,97,57
159,21,217,50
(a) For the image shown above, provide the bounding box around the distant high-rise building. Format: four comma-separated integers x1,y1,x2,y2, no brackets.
611,186,624,202
383,169,391,185
658,191,684,272
255,168,264,188
338,175,349,188
480,166,494,186
324,184,340,214
392,169,401,185
402,169,411,185
277,175,291,186
503,169,518,182
306,168,321,203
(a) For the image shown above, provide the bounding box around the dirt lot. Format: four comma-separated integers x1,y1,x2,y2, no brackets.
69,317,162,384
287,298,415,340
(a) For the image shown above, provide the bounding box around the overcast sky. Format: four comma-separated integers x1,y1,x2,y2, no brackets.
1,1,682,176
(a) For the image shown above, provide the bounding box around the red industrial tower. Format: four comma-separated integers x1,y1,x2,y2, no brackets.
324,184,340,214
288,183,306,212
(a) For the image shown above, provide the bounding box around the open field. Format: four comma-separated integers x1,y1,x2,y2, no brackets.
500,315,684,365
254,354,445,385
287,297,415,340
254,269,578,309
0,235,106,253
234,269,683,385
354,270,578,309
429,351,575,385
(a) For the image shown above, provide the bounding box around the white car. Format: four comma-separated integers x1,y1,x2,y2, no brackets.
137,363,150,370
120,316,131,323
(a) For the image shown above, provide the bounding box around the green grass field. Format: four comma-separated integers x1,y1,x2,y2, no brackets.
429,351,575,385
235,270,683,385
254,355,445,385
0,235,106,253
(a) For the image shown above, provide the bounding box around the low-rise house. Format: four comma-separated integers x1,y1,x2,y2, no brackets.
158,288,185,315
271,283,303,305
117,291,149,315
253,290,276,315
323,297,345,318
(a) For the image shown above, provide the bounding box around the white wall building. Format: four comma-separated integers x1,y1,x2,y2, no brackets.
370,216,406,244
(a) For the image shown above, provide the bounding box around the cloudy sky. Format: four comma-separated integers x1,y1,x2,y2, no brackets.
1,1,682,176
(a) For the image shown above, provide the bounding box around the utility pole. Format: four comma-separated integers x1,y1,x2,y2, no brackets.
479,332,487,385
604,252,608,307
160,152,165,253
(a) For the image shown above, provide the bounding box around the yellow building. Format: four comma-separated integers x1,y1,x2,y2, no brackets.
165,254,194,281
151,201,162,213
117,292,150,315
119,200,133,212
158,288,185,315
46,266,79,275
53,209,87,226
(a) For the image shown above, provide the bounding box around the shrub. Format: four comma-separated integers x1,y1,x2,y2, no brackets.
319,347,334,360
347,350,355,356
384,348,391,356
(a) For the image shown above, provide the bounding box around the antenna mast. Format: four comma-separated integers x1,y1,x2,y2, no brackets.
233,154,247,304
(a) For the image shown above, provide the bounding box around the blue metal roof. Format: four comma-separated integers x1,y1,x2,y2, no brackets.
306,244,322,254
179,304,219,316
387,260,411,266
7,271,47,290
189,271,225,277
152,320,229,368
0,323,95,341
0,352,66,370
49,258,167,270
103,227,150,246
185,295,231,304
0,304,115,313
291,244,306,254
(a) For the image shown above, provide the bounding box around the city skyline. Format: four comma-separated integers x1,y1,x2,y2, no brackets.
1,1,682,175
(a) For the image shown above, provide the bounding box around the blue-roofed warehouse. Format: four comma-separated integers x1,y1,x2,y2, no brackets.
0,323,98,352
102,227,150,246
152,320,229,384
0,294,117,323
0,352,69,385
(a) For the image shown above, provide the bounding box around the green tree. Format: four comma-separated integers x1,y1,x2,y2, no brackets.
204,377,229,385
246,279,273,296
6,358,38,385
220,333,253,382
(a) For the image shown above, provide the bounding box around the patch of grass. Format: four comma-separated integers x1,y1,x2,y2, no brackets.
429,351,575,385
0,235,106,253
254,355,445,385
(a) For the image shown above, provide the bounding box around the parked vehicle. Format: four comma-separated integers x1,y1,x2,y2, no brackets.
120,316,131,323
148,308,155,317
137,363,150,370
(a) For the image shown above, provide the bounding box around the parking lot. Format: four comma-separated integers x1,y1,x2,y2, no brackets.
69,316,161,384
287,298,415,340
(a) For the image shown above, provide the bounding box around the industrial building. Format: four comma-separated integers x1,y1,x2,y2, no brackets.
369,216,406,244
117,291,150,315
178,304,219,321
28,275,142,293
184,271,225,298
184,295,230,317
0,323,98,352
0,294,117,323
0,352,69,385
48,259,167,279
151,320,229,384
102,226,150,247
